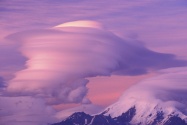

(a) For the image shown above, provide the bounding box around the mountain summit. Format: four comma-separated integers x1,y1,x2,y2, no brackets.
52,106,186,125
52,88,187,125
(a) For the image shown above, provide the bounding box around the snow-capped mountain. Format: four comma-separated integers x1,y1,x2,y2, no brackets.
103,102,187,125
53,98,187,125
52,106,136,125
52,106,186,125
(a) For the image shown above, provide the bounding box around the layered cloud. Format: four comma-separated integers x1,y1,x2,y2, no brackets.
0,39,27,81
0,77,5,88
4,20,186,105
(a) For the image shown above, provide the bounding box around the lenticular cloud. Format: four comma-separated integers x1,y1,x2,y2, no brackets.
5,20,186,104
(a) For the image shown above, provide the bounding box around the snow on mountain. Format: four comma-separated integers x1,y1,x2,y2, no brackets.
104,67,187,125
104,95,187,125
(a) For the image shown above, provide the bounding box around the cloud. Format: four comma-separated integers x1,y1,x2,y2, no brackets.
0,96,56,125
0,77,6,88
4,20,186,105
0,39,27,81
55,20,104,29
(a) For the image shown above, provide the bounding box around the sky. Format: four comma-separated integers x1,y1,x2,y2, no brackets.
0,0,187,125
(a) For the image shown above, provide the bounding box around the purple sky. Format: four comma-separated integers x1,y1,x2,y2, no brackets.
0,0,187,125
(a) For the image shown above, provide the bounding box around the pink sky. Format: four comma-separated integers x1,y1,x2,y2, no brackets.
87,74,155,106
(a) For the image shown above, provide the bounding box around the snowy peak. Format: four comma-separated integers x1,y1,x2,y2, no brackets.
52,93,187,125
52,107,135,125
52,106,187,125
113,106,136,123
88,115,115,125
103,103,187,125
103,90,187,125
52,112,116,125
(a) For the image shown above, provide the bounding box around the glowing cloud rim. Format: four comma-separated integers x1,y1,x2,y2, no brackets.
54,20,104,29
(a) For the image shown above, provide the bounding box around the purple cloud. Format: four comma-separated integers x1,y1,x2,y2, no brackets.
3,21,186,105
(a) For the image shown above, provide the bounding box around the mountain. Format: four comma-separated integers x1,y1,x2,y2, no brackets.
52,86,187,125
103,95,187,125
52,106,187,125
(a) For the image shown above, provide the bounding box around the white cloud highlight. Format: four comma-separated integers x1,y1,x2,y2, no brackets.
54,20,104,29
